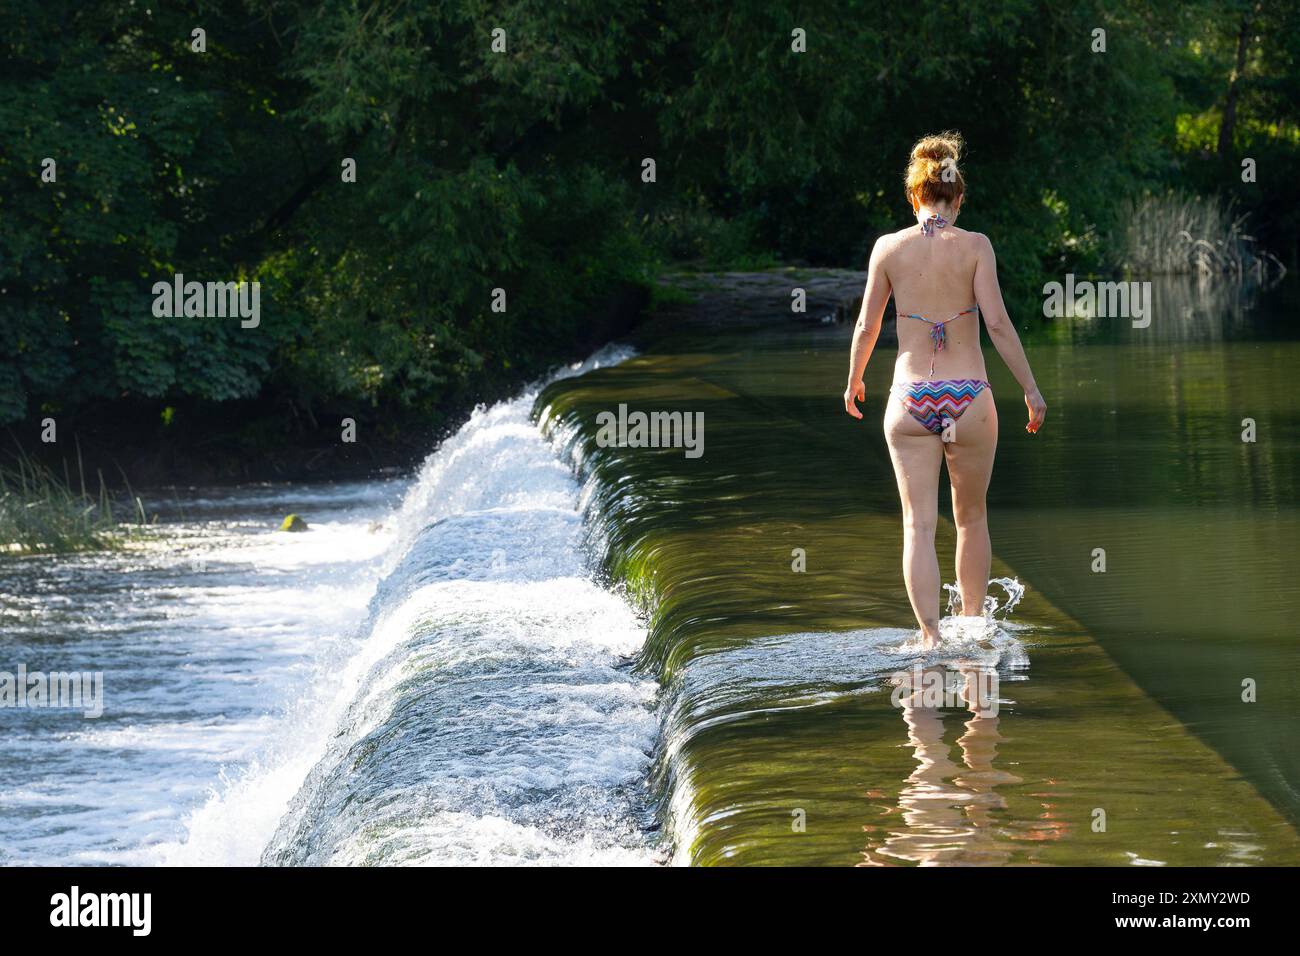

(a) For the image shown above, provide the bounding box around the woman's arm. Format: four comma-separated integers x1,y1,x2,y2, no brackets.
843,237,892,419
972,234,1047,433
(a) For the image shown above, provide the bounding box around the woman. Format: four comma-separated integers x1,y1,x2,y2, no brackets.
843,132,1046,648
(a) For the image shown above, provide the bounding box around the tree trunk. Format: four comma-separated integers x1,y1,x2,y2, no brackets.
1218,3,1261,158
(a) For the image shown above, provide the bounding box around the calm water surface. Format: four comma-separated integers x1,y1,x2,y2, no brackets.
539,274,1300,865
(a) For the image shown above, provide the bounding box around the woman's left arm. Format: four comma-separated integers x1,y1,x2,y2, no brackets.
844,236,892,419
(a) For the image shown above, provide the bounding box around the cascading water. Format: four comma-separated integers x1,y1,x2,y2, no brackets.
0,344,659,867
250,345,660,865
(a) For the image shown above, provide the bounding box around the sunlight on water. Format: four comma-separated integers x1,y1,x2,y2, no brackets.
1,346,658,866
1,483,401,865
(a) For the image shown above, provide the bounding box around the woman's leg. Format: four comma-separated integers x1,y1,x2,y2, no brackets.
943,387,998,616
884,396,944,646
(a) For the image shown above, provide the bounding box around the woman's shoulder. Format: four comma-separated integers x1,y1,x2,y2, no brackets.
872,225,920,253
871,225,993,261
878,224,991,242
952,226,993,248
940,227,994,263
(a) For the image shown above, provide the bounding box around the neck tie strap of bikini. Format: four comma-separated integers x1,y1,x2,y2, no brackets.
919,212,948,236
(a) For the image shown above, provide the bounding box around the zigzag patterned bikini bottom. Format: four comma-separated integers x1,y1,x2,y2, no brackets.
892,379,990,435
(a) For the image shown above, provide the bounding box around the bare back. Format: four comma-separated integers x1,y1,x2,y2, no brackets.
842,133,1047,647
879,224,987,383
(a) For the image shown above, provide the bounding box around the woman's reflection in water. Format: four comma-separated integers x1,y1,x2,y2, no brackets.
860,663,1025,866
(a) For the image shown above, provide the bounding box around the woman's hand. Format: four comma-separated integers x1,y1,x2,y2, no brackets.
844,379,866,419
1024,387,1047,434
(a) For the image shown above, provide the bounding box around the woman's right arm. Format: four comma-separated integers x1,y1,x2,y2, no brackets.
843,236,892,419
972,234,1047,434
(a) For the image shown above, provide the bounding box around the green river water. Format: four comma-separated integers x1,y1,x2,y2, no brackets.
538,272,1300,866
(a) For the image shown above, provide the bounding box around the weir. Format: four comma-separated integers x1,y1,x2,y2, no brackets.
536,271,1300,866
257,346,660,866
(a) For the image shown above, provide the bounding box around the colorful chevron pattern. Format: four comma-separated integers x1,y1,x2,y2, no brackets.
893,379,990,435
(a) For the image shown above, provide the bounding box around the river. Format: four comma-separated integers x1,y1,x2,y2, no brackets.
2,273,1296,866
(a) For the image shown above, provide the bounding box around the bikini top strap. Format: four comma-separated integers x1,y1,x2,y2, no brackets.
919,212,949,237
901,305,977,326
901,305,978,378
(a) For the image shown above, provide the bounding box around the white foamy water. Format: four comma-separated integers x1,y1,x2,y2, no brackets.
257,345,658,865
0,346,657,866
0,482,402,865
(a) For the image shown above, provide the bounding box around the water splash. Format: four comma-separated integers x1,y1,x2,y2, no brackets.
944,576,1025,619
887,578,1033,668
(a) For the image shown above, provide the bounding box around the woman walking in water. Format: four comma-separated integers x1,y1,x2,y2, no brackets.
843,132,1046,648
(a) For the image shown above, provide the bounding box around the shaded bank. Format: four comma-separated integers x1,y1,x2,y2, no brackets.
11,1,1300,468
537,270,1300,864
7,283,650,491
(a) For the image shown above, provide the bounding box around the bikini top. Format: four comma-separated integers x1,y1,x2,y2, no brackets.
919,211,948,236
903,211,978,377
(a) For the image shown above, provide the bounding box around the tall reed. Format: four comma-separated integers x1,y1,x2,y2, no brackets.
1120,193,1286,280
0,446,148,554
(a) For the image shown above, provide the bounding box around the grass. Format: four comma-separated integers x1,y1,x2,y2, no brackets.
1120,192,1287,280
647,278,700,310
0,445,150,555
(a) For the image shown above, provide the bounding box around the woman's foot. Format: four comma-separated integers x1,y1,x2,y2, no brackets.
921,627,941,650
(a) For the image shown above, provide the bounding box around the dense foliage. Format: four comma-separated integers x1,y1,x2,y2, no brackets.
2,0,1297,438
